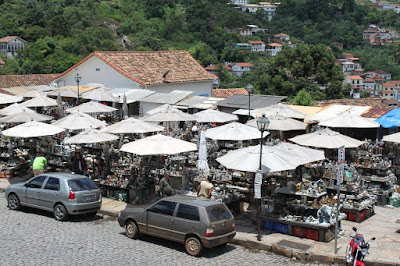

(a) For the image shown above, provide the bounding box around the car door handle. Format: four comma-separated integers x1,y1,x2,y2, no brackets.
35,191,40,193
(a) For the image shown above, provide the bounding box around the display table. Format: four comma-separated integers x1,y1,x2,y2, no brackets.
342,204,375,223
260,214,346,242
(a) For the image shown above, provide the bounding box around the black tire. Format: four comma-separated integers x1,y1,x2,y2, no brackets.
53,204,68,221
185,237,203,256
8,194,21,211
125,220,139,239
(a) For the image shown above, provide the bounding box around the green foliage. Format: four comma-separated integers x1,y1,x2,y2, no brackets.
291,88,314,106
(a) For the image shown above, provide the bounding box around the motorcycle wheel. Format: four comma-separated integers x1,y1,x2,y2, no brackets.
345,245,353,266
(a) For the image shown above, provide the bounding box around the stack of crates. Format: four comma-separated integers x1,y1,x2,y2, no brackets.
389,196,400,208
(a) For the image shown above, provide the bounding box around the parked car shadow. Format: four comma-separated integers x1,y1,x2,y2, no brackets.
119,231,236,258
18,207,103,223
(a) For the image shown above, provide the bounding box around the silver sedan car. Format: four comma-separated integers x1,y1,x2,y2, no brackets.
5,173,102,221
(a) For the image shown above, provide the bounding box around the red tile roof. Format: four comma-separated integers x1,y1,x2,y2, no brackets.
347,75,363,80
392,80,400,84
0,74,58,88
0,36,26,43
371,75,386,81
51,51,218,86
205,65,232,71
235,63,253,67
383,83,395,88
314,97,388,108
268,43,283,47
212,88,248,98
248,40,265,44
361,107,392,118
375,69,391,75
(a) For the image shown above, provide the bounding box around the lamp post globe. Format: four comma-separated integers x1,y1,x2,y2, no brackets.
246,83,253,118
74,73,81,105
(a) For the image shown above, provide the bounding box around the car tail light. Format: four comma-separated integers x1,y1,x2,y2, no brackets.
69,191,76,200
205,228,214,237
232,223,236,231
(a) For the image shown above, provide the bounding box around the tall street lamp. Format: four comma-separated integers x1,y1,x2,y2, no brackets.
246,83,253,118
74,73,81,106
255,113,270,241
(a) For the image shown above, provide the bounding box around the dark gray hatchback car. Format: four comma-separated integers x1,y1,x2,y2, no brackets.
118,195,236,256
5,173,102,221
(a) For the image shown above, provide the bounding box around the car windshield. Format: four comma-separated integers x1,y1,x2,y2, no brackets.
68,178,97,192
206,204,232,222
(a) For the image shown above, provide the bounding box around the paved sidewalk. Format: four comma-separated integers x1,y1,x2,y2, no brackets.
1,176,399,265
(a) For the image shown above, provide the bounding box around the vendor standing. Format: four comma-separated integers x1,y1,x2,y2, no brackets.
32,154,47,176
159,173,173,197
197,176,213,199
72,152,87,175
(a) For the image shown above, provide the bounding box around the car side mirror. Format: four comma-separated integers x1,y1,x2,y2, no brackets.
372,237,376,241
24,183,28,187
352,227,357,232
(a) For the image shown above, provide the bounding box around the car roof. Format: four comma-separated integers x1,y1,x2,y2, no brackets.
161,195,225,207
42,172,90,180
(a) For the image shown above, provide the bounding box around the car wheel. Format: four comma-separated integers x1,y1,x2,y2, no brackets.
54,204,68,221
185,237,203,256
8,194,21,211
125,220,139,239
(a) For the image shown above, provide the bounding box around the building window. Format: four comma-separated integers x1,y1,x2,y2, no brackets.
96,68,100,71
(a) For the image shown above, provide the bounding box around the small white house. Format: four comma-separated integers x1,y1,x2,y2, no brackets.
0,36,27,59
231,0,249,5
232,63,253,77
50,50,218,97
266,43,283,56
248,40,266,52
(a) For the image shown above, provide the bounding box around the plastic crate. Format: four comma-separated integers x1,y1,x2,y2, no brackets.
348,212,357,222
306,228,319,241
273,222,289,234
262,220,274,231
359,210,366,222
292,226,307,238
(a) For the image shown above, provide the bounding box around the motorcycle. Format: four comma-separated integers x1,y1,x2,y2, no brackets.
346,227,376,266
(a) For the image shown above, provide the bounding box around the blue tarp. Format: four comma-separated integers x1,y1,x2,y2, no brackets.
375,108,400,128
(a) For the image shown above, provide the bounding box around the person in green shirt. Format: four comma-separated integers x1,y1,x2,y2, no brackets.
32,154,47,176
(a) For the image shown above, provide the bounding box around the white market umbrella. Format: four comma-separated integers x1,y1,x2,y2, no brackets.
101,117,164,134
253,103,306,119
318,112,380,129
120,134,197,156
197,131,210,173
48,88,79,98
64,128,118,172
382,132,400,144
146,104,172,115
122,93,128,118
64,128,118,144
66,101,117,114
0,103,35,116
53,111,106,130
20,90,47,98
0,110,54,123
204,122,269,141
0,93,23,104
247,114,307,131
82,88,118,102
141,106,197,122
194,109,238,123
216,144,300,173
289,128,364,149
1,120,64,138
274,142,325,165
21,95,58,107
56,92,64,118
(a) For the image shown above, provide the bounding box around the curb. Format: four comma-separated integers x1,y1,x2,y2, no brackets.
98,209,119,218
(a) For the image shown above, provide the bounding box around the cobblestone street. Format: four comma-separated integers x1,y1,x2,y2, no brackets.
0,193,327,266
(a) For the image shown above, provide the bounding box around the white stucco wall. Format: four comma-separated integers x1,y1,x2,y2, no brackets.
52,55,214,97
147,81,213,97
52,56,140,88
